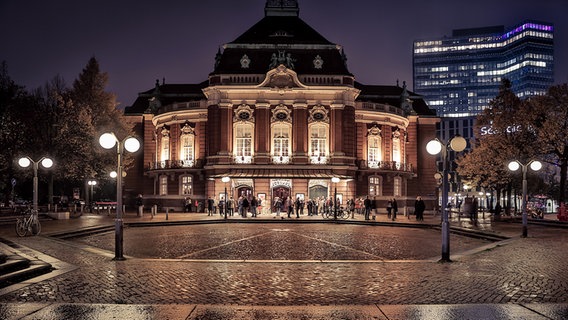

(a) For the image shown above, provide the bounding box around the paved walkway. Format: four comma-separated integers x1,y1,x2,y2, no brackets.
1,210,567,319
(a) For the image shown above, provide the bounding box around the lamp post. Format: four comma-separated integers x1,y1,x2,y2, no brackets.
508,160,542,238
426,135,467,262
18,156,53,211
331,177,340,220
87,180,97,207
99,132,140,260
222,176,230,220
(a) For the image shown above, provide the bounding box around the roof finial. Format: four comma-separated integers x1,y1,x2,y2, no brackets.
265,0,299,17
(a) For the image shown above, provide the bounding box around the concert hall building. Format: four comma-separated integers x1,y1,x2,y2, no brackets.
123,0,440,214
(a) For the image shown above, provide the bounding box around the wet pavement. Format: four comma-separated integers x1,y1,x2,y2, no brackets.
0,210,567,319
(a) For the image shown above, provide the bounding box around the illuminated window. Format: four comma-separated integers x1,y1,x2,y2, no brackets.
394,177,402,197
180,175,193,195
367,125,382,168
159,175,168,195
392,130,401,164
160,129,170,162
234,123,253,163
179,123,195,167
369,176,382,196
272,123,291,164
309,124,328,164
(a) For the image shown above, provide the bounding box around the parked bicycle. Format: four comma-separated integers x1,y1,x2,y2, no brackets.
15,207,41,237
323,206,350,220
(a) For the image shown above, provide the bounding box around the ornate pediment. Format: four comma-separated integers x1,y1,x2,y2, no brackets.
258,64,306,90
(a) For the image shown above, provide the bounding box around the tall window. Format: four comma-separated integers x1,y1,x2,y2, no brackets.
394,176,402,197
180,175,193,195
234,123,253,163
159,175,168,195
369,176,382,196
272,123,291,164
392,130,401,165
180,123,195,167
309,124,328,164
160,129,170,163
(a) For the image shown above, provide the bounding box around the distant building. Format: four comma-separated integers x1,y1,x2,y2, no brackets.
413,21,554,118
413,21,554,197
123,0,440,213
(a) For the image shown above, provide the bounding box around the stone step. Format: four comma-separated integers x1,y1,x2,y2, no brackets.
0,254,52,289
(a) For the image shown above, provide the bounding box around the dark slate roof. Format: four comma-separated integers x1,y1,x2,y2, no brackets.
124,81,207,114
231,16,333,45
355,81,436,116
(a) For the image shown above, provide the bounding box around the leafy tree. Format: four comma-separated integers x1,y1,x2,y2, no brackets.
529,84,568,204
457,79,541,207
0,62,40,204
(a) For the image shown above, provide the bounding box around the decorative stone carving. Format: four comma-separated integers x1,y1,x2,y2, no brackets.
313,55,323,69
308,105,329,123
233,104,255,123
271,104,292,123
240,54,250,68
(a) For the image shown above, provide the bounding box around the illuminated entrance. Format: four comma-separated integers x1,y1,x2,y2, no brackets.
271,179,291,212
308,179,329,201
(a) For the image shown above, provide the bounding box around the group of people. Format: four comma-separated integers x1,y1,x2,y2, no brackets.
206,195,261,218
192,194,428,221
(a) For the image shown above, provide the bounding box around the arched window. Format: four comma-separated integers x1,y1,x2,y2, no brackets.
180,175,193,195
369,176,382,196
234,123,253,163
367,125,382,168
180,123,195,167
272,123,291,164
309,123,328,164
159,175,168,195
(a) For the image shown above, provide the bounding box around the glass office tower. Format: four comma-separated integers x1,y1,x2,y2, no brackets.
413,20,554,117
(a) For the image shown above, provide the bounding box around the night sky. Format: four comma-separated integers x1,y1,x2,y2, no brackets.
1,0,566,108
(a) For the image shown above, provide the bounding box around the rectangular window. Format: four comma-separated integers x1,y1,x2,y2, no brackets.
394,177,402,197
181,176,192,195
369,176,381,196
159,176,168,195
161,137,170,161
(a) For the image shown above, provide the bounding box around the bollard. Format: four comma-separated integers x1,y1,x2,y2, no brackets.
165,207,169,220
152,205,157,218
54,204,58,213
108,206,111,216
137,205,143,217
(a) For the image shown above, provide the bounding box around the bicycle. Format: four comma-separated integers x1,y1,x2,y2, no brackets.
323,206,350,220
15,207,41,237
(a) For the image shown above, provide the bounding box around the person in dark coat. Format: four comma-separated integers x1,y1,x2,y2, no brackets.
415,196,426,221
391,198,398,221
363,196,371,220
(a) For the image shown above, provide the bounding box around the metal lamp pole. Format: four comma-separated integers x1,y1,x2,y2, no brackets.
508,160,542,238
222,176,230,219
332,177,340,221
99,133,140,261
18,157,54,211
426,135,467,262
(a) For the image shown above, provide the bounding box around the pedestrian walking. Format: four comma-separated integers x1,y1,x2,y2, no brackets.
387,199,392,219
286,197,294,218
184,196,192,212
415,196,425,221
391,198,398,221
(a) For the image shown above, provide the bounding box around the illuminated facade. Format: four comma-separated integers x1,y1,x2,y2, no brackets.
413,21,554,117
123,0,440,212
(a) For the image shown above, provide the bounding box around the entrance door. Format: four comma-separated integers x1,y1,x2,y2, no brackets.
237,187,252,200
272,186,290,212
309,185,328,201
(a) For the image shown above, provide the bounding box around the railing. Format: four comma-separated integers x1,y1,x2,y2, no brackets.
363,160,413,172
360,102,405,116
147,159,204,170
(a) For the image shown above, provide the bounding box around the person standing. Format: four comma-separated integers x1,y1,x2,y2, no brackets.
391,198,398,221
250,196,258,218
364,196,371,220
415,196,425,221
386,199,393,219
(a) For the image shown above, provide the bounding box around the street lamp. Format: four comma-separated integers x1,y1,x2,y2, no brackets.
331,177,340,220
18,156,53,211
87,180,97,207
508,159,542,238
426,135,467,262
99,132,140,260
222,176,230,220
